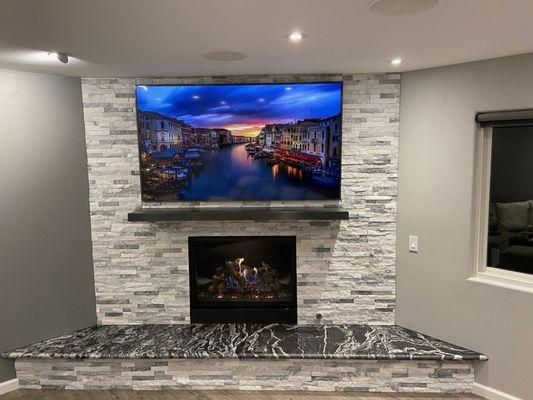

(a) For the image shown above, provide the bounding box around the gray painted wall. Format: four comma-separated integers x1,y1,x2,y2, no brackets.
397,54,533,399
0,69,96,382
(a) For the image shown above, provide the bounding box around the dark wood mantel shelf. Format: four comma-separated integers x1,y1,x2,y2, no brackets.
127,207,349,222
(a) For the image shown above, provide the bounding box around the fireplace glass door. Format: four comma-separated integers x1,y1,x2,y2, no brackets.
188,236,297,323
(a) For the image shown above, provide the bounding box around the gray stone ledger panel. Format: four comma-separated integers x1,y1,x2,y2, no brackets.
16,359,474,392
81,74,400,325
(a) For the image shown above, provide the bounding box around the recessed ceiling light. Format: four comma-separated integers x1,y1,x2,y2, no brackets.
288,31,304,42
370,0,438,15
201,51,247,61
390,58,402,66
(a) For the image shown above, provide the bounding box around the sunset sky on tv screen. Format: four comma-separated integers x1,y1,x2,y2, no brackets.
136,82,341,137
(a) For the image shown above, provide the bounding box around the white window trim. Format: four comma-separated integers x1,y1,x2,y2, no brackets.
469,126,533,293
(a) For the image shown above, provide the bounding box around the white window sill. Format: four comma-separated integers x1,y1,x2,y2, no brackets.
468,268,533,294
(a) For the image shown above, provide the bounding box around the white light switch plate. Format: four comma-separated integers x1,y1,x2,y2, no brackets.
408,235,418,253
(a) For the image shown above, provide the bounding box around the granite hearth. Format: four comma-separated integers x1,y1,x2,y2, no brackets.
3,324,486,361
3,324,485,393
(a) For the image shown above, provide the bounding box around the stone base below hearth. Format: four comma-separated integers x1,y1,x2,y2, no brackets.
15,359,476,393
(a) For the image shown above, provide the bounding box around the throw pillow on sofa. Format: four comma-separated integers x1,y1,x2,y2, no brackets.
489,202,499,228
529,200,533,231
495,201,529,232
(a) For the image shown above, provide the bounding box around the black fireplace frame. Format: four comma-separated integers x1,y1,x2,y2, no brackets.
188,236,297,324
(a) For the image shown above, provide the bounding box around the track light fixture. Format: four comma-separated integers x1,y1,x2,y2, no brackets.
49,52,69,64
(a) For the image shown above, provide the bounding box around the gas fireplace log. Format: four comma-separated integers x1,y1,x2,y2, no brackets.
203,258,288,299
220,260,247,293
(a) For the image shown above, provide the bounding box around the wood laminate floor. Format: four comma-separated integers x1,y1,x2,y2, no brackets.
0,390,483,400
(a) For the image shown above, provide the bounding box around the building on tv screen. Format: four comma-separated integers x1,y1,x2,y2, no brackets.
135,82,342,201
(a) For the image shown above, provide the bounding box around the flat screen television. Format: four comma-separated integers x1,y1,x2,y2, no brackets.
135,82,342,202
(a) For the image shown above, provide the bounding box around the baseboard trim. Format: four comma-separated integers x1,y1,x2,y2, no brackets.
473,382,523,400
0,378,19,395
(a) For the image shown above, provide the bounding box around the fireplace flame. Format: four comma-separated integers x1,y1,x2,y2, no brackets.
236,257,245,275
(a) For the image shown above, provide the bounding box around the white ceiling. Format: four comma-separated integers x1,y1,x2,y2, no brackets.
1,0,533,77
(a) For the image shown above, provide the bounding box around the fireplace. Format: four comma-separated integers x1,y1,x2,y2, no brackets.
188,236,297,323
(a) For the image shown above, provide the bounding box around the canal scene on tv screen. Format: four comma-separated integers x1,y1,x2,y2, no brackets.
136,82,342,201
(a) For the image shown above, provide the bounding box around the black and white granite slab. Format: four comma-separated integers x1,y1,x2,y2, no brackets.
2,324,487,361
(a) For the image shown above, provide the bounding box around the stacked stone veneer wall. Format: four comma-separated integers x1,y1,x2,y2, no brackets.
81,74,400,325
15,359,474,392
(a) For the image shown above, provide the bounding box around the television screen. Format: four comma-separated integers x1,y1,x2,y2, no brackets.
135,82,342,201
